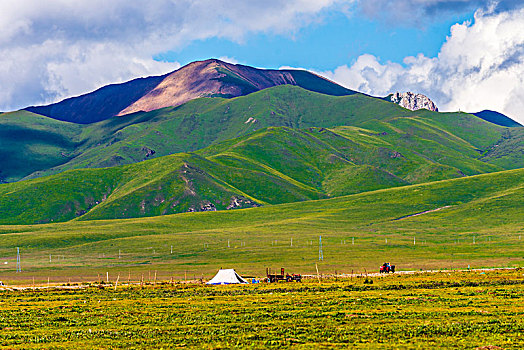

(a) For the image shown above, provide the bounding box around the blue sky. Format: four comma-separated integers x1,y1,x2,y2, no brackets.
155,8,476,71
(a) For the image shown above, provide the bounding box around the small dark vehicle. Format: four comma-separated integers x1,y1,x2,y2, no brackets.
266,268,302,282
380,262,395,273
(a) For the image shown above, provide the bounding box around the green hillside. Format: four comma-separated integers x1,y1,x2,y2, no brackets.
0,111,83,182
6,85,519,183
0,119,516,225
3,85,521,183
479,127,524,169
0,167,522,281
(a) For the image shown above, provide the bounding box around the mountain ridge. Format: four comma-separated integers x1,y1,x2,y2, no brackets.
24,59,356,124
26,75,167,124
21,59,520,131
472,110,522,127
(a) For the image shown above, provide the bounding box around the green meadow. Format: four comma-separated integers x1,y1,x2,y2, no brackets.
3,85,522,185
0,168,522,284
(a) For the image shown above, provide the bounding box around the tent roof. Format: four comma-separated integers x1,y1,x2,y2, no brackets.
206,269,248,285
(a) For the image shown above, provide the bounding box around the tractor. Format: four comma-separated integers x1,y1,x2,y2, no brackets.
379,262,395,273
266,267,302,282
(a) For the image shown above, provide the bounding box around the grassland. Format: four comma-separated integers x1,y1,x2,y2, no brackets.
0,167,522,284
0,270,522,349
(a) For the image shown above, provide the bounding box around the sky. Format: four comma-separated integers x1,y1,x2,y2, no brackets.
1,0,524,124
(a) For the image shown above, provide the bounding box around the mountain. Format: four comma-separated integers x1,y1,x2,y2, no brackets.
1,59,522,223
24,59,355,124
386,92,438,111
119,59,355,115
3,84,523,183
472,110,522,127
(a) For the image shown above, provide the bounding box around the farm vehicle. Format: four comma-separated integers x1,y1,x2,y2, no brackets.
266,268,302,282
380,262,395,273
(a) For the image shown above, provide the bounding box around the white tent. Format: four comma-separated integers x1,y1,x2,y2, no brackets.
206,269,248,285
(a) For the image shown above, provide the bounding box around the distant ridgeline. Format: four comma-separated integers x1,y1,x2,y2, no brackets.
472,110,522,127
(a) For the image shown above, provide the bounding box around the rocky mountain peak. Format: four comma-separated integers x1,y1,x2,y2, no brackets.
118,59,301,116
388,92,438,112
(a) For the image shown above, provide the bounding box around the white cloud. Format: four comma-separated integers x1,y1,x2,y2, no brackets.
0,0,339,110
322,6,524,124
217,56,240,65
357,0,524,26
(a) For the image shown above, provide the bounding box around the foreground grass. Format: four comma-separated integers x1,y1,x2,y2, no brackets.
0,270,522,349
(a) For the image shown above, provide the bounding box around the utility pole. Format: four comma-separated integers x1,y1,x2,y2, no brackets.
319,236,323,261
16,247,21,272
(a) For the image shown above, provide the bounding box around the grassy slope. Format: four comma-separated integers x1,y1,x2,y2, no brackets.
9,85,519,182
0,145,327,224
0,111,84,182
0,168,522,280
0,118,513,224
479,127,524,169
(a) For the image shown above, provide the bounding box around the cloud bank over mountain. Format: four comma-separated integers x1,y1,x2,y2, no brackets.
324,5,524,124
0,0,336,110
